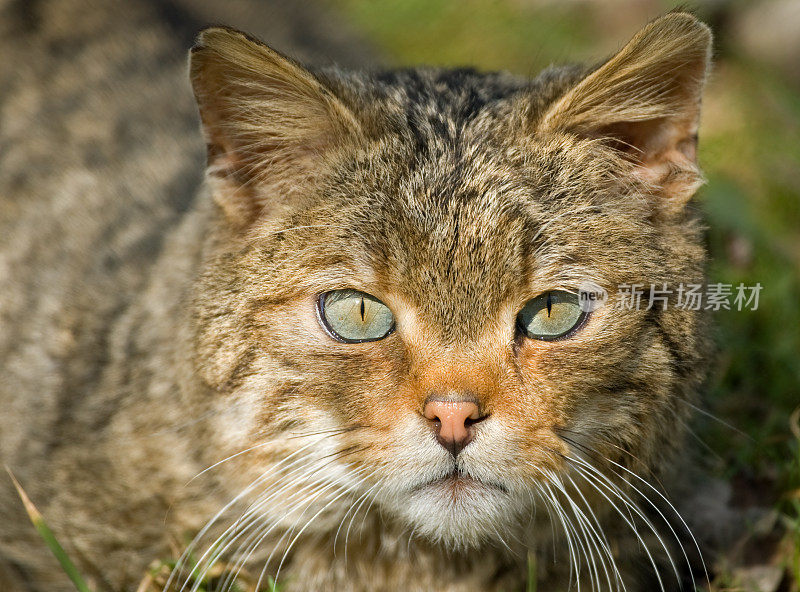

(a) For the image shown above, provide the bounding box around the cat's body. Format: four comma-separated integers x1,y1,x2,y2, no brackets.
0,2,713,591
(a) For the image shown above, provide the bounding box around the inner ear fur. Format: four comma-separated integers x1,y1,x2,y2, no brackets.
539,12,713,209
189,27,361,225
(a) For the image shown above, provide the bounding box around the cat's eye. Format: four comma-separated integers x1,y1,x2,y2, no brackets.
318,289,395,343
517,290,586,341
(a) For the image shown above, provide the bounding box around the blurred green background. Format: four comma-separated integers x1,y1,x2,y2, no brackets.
325,1,800,588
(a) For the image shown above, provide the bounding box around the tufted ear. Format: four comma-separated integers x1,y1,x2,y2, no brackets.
190,27,361,225
539,13,712,210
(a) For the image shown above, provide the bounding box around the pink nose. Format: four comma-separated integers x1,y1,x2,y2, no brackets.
423,398,484,457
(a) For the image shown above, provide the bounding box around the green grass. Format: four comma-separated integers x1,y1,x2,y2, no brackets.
7,467,282,592
140,544,283,592
526,551,537,592
6,468,93,592
330,0,598,74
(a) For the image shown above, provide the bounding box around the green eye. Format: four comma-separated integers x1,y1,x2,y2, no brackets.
517,291,586,341
318,290,395,343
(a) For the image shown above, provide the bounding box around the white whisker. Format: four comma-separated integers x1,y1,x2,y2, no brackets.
566,458,670,592
168,440,324,592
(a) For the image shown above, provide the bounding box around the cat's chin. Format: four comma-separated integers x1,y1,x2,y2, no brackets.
392,473,523,549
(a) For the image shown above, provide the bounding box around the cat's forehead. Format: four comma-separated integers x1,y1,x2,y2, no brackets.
323,141,614,343
308,69,653,341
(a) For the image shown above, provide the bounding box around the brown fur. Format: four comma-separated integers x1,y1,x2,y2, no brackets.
0,4,713,591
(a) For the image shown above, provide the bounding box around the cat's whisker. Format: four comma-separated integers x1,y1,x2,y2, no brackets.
210,448,373,591
539,479,581,592
675,400,749,439
564,473,626,592
532,435,664,590
214,486,319,592
533,448,648,590
577,450,709,585
186,440,277,486
182,439,363,592
261,466,372,591
559,432,700,572
530,477,576,589
284,424,366,440
660,405,727,465
215,448,372,589
556,429,700,579
238,456,330,518
565,459,671,592
539,469,594,589
567,464,660,591
231,443,372,528
526,458,577,587
566,473,627,592
333,473,382,554
343,476,389,567
211,462,344,592
554,426,659,483
494,522,518,555
222,493,311,590
353,472,393,541
193,479,315,592
547,473,605,592
274,468,380,586
189,424,365,487
546,468,611,592
531,479,560,559
194,460,330,589
170,439,326,592
332,486,366,555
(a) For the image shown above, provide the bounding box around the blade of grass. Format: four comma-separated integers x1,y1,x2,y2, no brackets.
527,550,537,592
5,466,93,592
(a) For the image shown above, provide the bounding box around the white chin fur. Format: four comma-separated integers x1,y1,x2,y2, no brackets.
388,479,522,549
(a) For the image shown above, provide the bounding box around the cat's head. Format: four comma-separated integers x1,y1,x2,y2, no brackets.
188,13,711,550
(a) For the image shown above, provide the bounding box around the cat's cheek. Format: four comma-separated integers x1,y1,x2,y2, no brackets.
512,341,578,403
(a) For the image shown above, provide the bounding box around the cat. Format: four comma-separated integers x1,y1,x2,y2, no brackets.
0,1,714,590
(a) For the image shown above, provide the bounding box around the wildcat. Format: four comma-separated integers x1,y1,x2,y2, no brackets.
0,1,713,590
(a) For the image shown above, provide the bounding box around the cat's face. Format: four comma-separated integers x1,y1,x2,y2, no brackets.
190,16,710,550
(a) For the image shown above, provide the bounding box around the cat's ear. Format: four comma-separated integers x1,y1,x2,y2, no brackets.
538,13,712,210
190,27,361,225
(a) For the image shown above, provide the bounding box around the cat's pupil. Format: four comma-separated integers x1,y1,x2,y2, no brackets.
546,293,552,317
360,297,365,321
